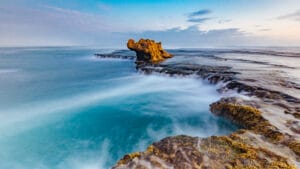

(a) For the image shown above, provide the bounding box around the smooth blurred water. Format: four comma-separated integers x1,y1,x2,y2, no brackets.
0,47,237,169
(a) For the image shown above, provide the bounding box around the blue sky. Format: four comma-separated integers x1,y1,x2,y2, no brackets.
0,0,300,47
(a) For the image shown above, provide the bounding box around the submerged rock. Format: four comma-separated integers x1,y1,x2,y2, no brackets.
95,50,135,60
127,39,173,63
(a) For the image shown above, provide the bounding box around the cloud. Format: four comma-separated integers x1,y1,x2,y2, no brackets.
189,9,211,17
187,9,212,23
187,17,211,23
0,4,113,46
49,25,258,48
259,28,271,32
0,3,297,47
1,5,110,31
277,9,300,21
218,19,231,24
119,26,275,48
97,3,112,11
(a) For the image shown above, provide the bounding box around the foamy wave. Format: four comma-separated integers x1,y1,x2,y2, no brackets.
0,74,219,136
0,73,228,169
56,139,112,169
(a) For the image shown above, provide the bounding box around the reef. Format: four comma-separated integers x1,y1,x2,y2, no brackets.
127,39,173,63
95,50,135,60
98,48,300,168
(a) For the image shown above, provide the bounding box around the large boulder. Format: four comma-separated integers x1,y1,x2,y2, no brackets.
127,38,173,63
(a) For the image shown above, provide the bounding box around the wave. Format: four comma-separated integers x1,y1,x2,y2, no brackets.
0,74,219,136
0,73,233,169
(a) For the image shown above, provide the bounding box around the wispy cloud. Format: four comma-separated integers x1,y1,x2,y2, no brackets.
187,17,211,23
187,9,212,23
218,19,231,24
0,4,113,46
259,28,271,32
277,9,300,21
188,9,211,17
97,2,112,12
124,26,274,48
0,1,299,47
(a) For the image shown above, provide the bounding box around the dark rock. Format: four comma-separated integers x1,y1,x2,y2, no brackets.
94,53,135,60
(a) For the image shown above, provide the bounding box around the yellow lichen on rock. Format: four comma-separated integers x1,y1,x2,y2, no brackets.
127,39,173,63
210,101,285,142
199,135,296,169
116,152,141,166
113,96,298,168
288,141,300,157
113,134,297,169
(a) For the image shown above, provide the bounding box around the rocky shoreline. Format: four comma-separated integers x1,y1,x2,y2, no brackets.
95,42,300,168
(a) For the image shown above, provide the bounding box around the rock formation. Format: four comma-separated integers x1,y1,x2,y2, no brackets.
113,134,296,169
127,39,173,63
97,47,300,168
113,97,298,169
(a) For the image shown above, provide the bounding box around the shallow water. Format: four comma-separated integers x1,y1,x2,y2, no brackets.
0,47,237,169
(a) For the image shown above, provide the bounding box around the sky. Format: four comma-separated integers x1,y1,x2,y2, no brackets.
0,0,300,48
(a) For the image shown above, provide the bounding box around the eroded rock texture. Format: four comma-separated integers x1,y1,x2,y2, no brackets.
101,48,300,168
113,134,296,169
127,39,173,63
113,101,298,168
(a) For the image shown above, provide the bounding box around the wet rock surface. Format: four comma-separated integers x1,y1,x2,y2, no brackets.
95,50,135,60
96,49,300,168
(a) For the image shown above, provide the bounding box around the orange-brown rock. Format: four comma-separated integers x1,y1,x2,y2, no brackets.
113,134,297,169
127,39,173,63
210,99,285,142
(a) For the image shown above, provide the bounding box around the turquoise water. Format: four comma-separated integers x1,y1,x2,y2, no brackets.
0,47,237,169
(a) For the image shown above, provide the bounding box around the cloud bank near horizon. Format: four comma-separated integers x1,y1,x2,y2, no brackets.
75,26,280,48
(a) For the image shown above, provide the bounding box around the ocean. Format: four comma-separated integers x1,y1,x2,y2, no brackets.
0,47,238,169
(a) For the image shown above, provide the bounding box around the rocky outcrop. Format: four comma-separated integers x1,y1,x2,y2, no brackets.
127,39,173,63
210,99,285,142
113,99,298,169
113,134,296,169
104,48,300,168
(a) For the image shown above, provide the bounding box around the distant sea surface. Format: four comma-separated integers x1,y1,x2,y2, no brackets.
0,46,299,169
